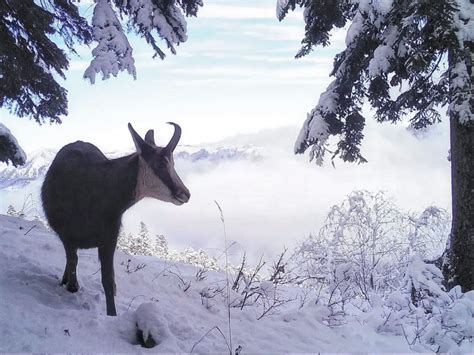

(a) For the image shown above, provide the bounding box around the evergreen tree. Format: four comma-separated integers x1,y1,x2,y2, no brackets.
154,234,169,257
278,0,473,291
131,221,155,256
0,0,203,164
117,229,133,254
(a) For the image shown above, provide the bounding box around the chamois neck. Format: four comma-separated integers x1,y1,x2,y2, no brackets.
107,153,140,212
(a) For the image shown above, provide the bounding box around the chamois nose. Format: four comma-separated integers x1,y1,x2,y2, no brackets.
175,189,191,203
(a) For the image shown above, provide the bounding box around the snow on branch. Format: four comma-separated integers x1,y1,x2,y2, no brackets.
0,123,26,167
84,0,136,84
127,0,189,58
276,0,292,21
84,0,201,82
449,56,473,124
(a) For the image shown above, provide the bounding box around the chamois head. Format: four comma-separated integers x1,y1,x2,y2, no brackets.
128,122,190,206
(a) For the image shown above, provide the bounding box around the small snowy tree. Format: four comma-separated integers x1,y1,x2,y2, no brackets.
294,191,451,300
129,222,155,256
278,0,473,291
154,234,169,258
380,256,473,352
177,247,219,271
293,233,332,289
407,207,451,260
117,222,155,256
319,191,407,298
117,229,133,254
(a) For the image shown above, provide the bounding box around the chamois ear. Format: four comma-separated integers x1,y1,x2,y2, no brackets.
128,123,153,155
144,129,155,146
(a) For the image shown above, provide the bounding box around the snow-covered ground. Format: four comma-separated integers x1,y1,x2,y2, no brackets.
0,214,423,353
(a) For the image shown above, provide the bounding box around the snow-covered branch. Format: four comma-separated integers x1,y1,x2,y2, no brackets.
84,0,136,84
0,123,26,167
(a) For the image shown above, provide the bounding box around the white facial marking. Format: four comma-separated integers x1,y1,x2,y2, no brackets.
135,156,184,205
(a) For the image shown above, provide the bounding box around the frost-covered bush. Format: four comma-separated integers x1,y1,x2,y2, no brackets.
378,256,473,352
5,195,49,228
172,247,219,271
118,222,157,257
294,191,450,300
403,255,451,313
406,207,450,261
117,222,219,271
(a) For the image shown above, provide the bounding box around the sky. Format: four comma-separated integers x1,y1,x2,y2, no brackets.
0,0,452,262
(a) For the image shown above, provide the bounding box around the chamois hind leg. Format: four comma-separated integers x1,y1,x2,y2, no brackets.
99,243,117,316
62,246,79,293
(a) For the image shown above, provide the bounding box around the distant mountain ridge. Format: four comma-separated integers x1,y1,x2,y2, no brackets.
0,145,262,190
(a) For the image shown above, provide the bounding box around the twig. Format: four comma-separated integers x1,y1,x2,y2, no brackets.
167,269,191,292
126,295,147,311
24,225,37,235
214,200,232,354
190,326,231,354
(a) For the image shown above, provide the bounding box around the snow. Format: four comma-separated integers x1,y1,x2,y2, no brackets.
294,81,339,165
276,0,291,20
0,213,456,353
345,10,365,46
135,302,171,348
126,0,188,57
454,0,474,44
84,0,136,84
368,45,394,77
449,59,473,124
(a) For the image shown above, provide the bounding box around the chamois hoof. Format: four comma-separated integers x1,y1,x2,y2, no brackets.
66,282,79,293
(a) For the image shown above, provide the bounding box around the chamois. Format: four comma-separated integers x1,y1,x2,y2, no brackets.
41,123,190,316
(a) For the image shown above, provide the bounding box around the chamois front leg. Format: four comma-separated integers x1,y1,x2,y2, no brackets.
61,246,79,292
99,244,117,316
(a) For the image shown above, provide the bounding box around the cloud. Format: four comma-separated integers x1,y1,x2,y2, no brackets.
198,4,299,20
122,121,451,263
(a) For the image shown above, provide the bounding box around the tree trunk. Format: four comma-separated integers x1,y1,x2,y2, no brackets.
447,46,474,292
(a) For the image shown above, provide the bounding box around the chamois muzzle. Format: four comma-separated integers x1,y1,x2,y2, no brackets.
173,188,191,205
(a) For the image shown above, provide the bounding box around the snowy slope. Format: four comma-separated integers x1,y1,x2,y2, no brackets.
0,214,415,353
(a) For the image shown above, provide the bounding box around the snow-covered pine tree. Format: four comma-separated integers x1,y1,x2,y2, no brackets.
154,234,169,258
117,229,133,254
278,0,473,291
130,221,155,256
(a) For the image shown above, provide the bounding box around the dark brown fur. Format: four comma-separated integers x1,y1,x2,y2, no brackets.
42,142,139,315
41,123,190,316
